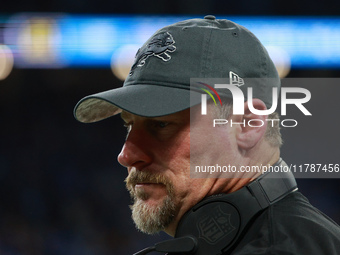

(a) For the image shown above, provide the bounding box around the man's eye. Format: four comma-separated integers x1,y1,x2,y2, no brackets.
155,121,169,128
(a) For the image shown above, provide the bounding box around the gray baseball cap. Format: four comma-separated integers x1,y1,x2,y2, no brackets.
74,15,280,123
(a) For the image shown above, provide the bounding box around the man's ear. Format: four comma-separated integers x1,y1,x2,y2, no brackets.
232,99,268,150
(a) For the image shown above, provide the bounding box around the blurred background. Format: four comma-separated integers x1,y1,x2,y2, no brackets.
0,1,340,255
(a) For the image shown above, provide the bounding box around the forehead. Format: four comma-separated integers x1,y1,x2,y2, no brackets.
120,108,192,121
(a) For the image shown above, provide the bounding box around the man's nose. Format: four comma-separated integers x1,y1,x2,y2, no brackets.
117,128,152,169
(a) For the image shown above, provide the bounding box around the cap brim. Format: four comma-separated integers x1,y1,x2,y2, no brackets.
74,85,201,123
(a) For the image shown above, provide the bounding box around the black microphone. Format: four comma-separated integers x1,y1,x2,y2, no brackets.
133,236,197,255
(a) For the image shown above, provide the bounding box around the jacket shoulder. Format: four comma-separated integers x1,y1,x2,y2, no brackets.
231,192,340,255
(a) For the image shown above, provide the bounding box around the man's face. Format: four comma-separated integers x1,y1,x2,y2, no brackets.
118,106,237,235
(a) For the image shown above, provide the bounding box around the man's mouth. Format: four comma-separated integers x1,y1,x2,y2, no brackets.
132,182,168,202
125,171,174,200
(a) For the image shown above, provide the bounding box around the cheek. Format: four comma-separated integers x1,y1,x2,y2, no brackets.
156,131,191,167
161,136,192,189
191,131,234,167
167,142,191,177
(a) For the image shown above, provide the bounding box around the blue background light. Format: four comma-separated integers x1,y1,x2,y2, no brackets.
3,14,340,68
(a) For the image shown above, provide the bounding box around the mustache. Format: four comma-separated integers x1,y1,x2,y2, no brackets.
125,170,173,193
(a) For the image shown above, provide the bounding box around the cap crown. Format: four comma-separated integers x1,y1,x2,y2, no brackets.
125,17,279,91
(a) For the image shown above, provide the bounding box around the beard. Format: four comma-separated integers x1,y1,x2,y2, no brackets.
125,170,177,234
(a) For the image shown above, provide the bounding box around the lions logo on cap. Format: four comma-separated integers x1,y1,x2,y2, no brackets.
129,32,176,75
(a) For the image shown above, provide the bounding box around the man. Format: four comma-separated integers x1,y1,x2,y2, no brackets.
74,16,340,254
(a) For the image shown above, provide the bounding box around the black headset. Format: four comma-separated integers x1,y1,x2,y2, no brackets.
133,159,297,255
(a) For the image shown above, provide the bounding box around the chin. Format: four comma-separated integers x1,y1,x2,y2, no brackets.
131,194,177,235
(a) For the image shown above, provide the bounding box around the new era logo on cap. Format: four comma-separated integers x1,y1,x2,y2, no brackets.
229,71,244,87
